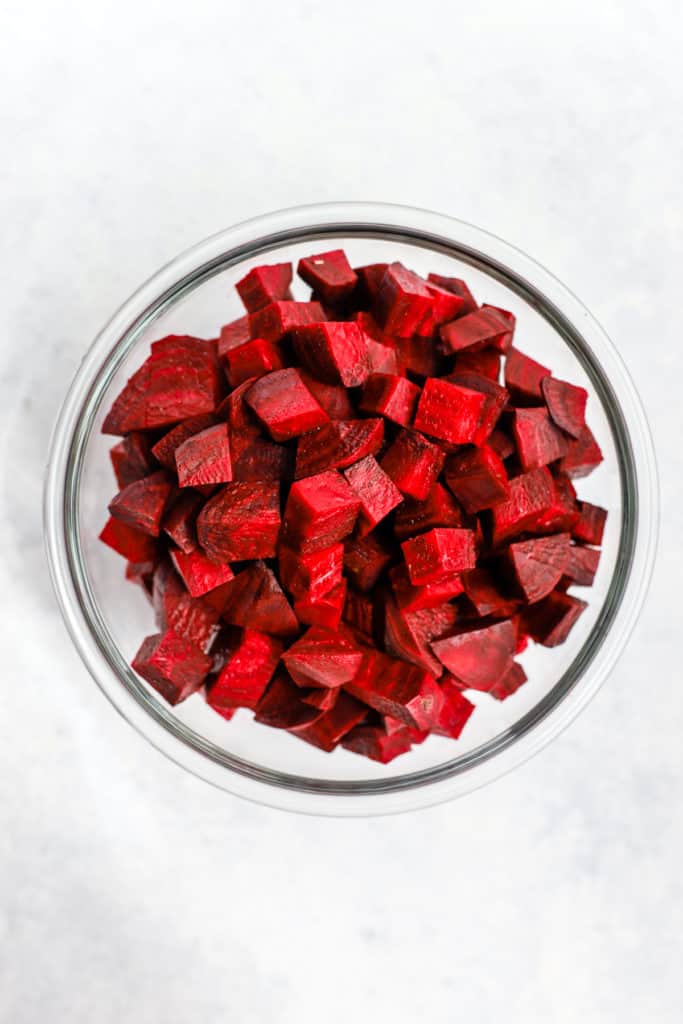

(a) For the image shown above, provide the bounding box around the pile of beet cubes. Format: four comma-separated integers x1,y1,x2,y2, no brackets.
100,251,607,764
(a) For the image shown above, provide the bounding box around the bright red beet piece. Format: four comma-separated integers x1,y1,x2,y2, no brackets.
151,414,218,471
431,619,515,691
152,562,224,653
390,563,464,612
347,650,444,730
249,300,325,343
343,455,403,536
383,593,457,677
220,561,299,638
353,317,400,375
207,628,283,711
297,249,358,304
162,492,202,553
572,501,607,546
488,661,528,701
416,281,468,338
523,591,587,647
295,419,384,479
245,368,328,441
236,262,293,312
489,428,516,461
301,686,340,711
109,432,155,488
298,369,355,421
132,629,211,705
294,579,347,630
562,544,601,587
393,483,464,541
217,316,251,361
533,473,580,535
376,263,433,337
490,467,556,546
512,407,569,471
380,429,445,501
541,375,588,439
506,533,571,603
108,470,174,537
292,321,370,388
102,336,224,434
223,338,286,387
504,347,550,403
342,724,414,763
100,516,159,565
170,548,234,598
445,445,510,514
414,378,489,446
480,304,516,351
461,568,519,619
455,348,502,381
196,482,281,562
175,423,232,488
432,679,475,739
278,543,344,600
296,692,368,752
343,533,395,592
440,307,513,354
254,672,324,730
283,470,361,553
557,424,604,478
401,527,476,585
427,273,477,314
360,373,420,427
283,626,365,689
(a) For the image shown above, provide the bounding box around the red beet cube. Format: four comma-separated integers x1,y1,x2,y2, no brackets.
480,304,516,351
504,347,550,403
354,263,389,307
253,672,324,730
294,579,347,630
298,369,355,421
489,428,516,461
440,307,513,354
523,591,587,647
488,661,528,701
232,438,293,483
236,262,293,312
162,491,202,553
432,679,475,739
343,455,404,535
431,619,515,691
249,300,326,343
109,432,155,488
174,423,233,488
102,336,224,434
427,273,477,314
533,473,580,534
283,626,365,689
390,563,464,612
512,407,569,471
245,368,328,441
297,249,358,304
220,378,261,444
572,501,608,546
301,686,340,711
220,561,299,638
292,321,370,387
151,413,218,471
401,527,476,585
414,378,489,446
283,470,361,553
445,445,510,514
278,543,344,600
170,548,234,598
353,317,400,375
342,724,414,763
152,562,224,653
506,533,571,603
461,568,519,619
392,335,440,379
376,263,433,337
562,544,601,587
490,467,556,545
295,418,384,479
557,424,604,478
347,651,444,730
383,593,457,677
455,348,501,381
380,429,445,501
207,628,283,711
108,470,174,537
343,533,395,592
217,316,251,361
197,482,281,562
393,483,464,541
223,338,286,387
541,375,588,439
360,373,420,427
100,516,159,565
295,692,368,752
416,281,469,337
132,629,211,705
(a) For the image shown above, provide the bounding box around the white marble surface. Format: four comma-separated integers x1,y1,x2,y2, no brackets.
1,2,681,1020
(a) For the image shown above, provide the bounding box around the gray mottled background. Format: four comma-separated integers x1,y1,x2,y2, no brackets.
1,2,681,1021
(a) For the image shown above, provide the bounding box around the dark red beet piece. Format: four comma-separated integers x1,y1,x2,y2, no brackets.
295,419,384,479
445,445,510,514
220,561,299,638
390,563,464,612
393,484,464,541
557,424,604,478
541,375,588,439
298,249,358,304
392,335,440,379
296,692,368,752
283,626,365,689
343,455,403,536
283,470,361,553
347,650,444,730
236,262,293,312
488,661,528,701
512,407,569,471
220,378,261,445
523,591,587,647
298,369,355,421
504,347,550,403
533,473,580,535
100,517,159,565
132,629,211,705
401,528,476,585
232,438,293,483
249,300,326,343
573,501,607,546
108,471,174,537
278,543,344,600
383,593,457,677
343,533,395,592
170,548,234,598
455,348,501,381
489,428,516,461
151,413,219,471
292,321,370,388
294,579,347,630
196,482,281,562
376,263,433,337
342,724,414,763
506,533,571,603
152,562,225,653
354,264,389,308
416,281,468,338
175,423,232,488
207,628,283,711
432,679,475,738
254,672,324,730
359,373,420,427
562,544,601,587
446,371,509,446
427,273,477,314
431,619,515,691
490,467,556,546
109,432,155,488
440,307,513,354
162,491,202,553
343,589,375,638
217,316,251,362
480,305,516,351
245,368,328,441
223,338,286,387
380,429,445,501
461,569,519,619
414,378,489,446
301,686,340,712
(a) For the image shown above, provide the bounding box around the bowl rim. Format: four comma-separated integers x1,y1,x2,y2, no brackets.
43,201,659,816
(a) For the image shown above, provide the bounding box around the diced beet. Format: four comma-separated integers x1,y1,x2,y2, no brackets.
102,336,224,434
279,543,344,600
354,263,389,308
557,424,604,478
343,455,403,536
427,273,477,314
488,661,528,701
170,548,234,598
390,563,464,612
455,348,501,381
432,679,475,739
414,378,489,446
152,562,224,652
572,501,608,546
343,589,375,638
301,686,340,711
479,304,516,352
343,533,395,592
489,428,516,461
416,281,469,338
108,470,174,537
298,249,358,304
196,482,281,562
440,307,513,354
431,619,515,691
380,428,445,501
217,316,251,362
461,568,519,619
401,527,476,585
220,378,261,444
347,650,444,730
253,672,324,730
232,438,293,483
504,347,550,403
298,369,355,421
445,445,510,514
295,419,384,479
522,591,587,647
383,593,457,677
207,628,283,711
292,321,370,387
220,561,299,638
541,375,588,439
249,300,326,343
100,516,159,565
245,368,328,441
490,466,556,545
359,373,420,427
283,470,361,553
295,692,368,752
506,533,571,604
376,263,433,337
342,724,414,763
109,432,155,488
283,626,365,689
393,484,464,541
294,579,347,630
562,544,601,587
533,473,580,534
512,407,569,471
132,629,211,705
151,413,219,471
392,335,440,379
366,336,400,375
174,423,232,488
162,491,202,553
223,338,286,387
236,262,293,312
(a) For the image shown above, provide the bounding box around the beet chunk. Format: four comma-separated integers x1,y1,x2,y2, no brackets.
360,372,420,427
376,263,433,337
401,528,476,585
296,692,368,751
488,661,528,701
512,408,569,471
100,517,159,565
557,424,604,478
223,338,286,387
541,375,588,439
523,591,587,647
390,564,464,612
197,482,281,562
455,348,501,381
294,579,347,630
506,533,571,604
427,273,477,314
249,300,326,343
245,368,328,441
297,249,358,304
163,491,202,553
381,429,445,501
383,593,457,677
236,262,293,312
279,543,344,600
342,724,414,763
152,414,219,471
432,680,475,738
254,672,325,730
152,561,225,653
346,650,444,730
220,561,299,638
490,467,555,545
461,569,519,619
298,369,355,421
170,548,234,598
504,347,550,403
343,455,403,536
283,626,365,689
414,378,489,446
431,619,515,691
440,307,513,354
393,484,464,541
132,629,211,705
562,544,601,587
175,423,233,488
292,321,370,387
573,501,608,546
283,470,361,553
343,533,395,593
207,629,283,712
217,316,250,362
295,419,384,479
445,445,509,514
109,432,155,488
108,471,174,537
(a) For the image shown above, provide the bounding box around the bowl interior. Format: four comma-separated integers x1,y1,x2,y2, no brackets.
72,228,627,790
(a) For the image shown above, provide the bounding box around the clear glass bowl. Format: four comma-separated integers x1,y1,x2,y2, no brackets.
44,203,658,816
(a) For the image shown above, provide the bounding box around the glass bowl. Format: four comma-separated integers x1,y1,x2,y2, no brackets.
44,202,658,816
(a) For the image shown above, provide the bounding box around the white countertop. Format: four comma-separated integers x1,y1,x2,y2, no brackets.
2,2,681,1021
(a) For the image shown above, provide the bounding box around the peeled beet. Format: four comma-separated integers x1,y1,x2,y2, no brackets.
431,619,515,691
175,423,233,488
197,482,281,562
297,249,358,304
381,429,445,501
207,629,283,711
343,455,403,536
245,368,328,441
236,262,293,312
283,626,365,688
541,375,588,439
132,629,211,705
108,471,174,538
220,562,299,639
293,321,370,387
295,419,384,479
